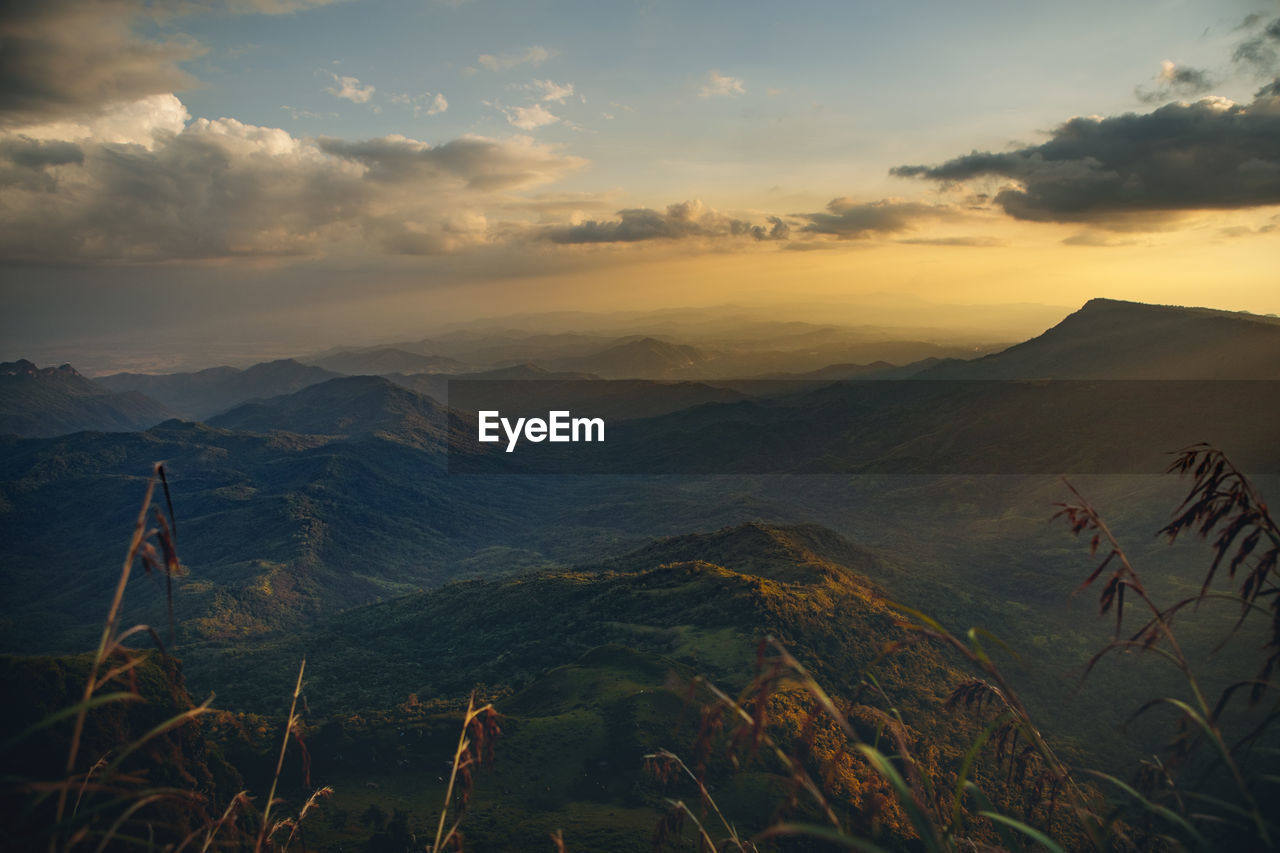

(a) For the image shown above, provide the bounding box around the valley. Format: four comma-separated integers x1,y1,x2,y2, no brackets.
2,298,1278,851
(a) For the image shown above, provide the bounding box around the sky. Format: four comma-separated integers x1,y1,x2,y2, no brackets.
1,0,1279,368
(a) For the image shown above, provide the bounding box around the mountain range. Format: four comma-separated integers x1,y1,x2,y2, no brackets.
191,521,994,851
919,298,1280,379
96,359,340,420
0,360,176,437
4,298,1277,655
3,297,1276,851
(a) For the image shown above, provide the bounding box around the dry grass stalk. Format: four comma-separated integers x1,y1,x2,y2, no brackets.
429,692,500,852
254,658,308,853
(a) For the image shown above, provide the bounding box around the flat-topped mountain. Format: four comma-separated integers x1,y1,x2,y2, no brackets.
98,359,340,419
0,359,174,437
918,298,1280,379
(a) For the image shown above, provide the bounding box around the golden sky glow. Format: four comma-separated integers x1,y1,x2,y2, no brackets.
2,0,1279,363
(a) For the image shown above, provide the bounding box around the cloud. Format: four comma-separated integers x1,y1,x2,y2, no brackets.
524,79,575,103
699,71,745,98
891,90,1280,228
282,105,337,120
1232,15,1280,76
0,0,346,128
1135,61,1215,103
544,200,788,243
1218,218,1278,239
1061,231,1139,247
326,73,375,103
317,132,584,191
0,0,202,127
798,197,956,239
390,92,448,116
9,93,189,147
0,96,586,261
896,236,1004,247
477,46,554,72
499,191,618,221
503,103,559,130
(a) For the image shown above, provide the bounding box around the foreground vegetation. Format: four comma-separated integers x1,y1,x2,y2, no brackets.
2,444,1278,850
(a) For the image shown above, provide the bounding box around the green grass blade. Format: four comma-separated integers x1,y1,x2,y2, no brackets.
756,822,893,852
856,744,942,853
978,811,1067,853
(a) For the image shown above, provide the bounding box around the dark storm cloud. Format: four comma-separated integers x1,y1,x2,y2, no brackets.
891,90,1280,227
544,201,789,243
797,198,955,239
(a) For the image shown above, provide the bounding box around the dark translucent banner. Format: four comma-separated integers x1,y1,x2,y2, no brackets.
442,380,1280,475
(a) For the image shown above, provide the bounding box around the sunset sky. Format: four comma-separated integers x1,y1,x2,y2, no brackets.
2,0,1278,368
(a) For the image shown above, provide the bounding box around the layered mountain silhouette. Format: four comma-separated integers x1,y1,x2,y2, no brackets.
98,359,339,420
0,360,174,437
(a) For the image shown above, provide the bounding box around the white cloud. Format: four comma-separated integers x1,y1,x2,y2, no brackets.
699,71,745,98
544,199,790,243
282,105,338,120
526,79,575,103
0,95,587,261
476,46,554,71
12,94,189,149
390,91,449,116
326,73,375,103
505,103,560,130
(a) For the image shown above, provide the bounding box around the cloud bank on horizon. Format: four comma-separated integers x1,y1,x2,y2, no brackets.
0,0,1277,270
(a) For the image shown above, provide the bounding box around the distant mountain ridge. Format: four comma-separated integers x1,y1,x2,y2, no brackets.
554,336,710,378
917,298,1280,379
2,360,83,380
0,359,175,437
98,359,340,419
207,375,462,449
304,347,466,376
